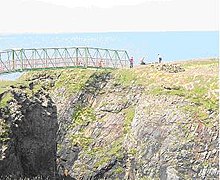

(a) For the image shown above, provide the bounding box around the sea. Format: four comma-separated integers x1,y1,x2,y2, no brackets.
0,31,219,80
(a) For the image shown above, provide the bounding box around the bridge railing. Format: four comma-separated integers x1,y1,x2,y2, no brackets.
0,47,130,74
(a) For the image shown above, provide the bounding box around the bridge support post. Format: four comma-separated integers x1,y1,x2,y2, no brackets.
20,49,23,71
76,48,79,66
12,50,15,71
125,51,130,68
85,47,88,68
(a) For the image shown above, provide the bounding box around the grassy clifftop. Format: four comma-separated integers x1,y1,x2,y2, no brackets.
1,59,218,105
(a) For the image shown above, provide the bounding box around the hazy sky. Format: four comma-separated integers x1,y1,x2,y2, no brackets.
0,0,219,34
36,0,149,8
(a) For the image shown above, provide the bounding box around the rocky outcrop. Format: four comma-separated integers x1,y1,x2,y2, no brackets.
0,89,58,179
152,63,185,73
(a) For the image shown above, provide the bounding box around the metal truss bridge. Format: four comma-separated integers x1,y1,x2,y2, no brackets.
0,47,130,74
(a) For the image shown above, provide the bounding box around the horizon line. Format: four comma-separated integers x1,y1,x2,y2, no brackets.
0,30,219,36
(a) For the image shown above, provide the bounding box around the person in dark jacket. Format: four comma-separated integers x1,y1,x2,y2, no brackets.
158,54,162,63
129,57,134,68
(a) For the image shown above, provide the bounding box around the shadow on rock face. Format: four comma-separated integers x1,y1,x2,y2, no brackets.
0,90,59,179
57,175,76,180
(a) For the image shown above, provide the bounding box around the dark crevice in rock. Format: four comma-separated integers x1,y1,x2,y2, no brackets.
93,159,118,179
0,89,58,179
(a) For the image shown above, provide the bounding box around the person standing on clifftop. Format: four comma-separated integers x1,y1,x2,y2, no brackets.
158,54,162,63
129,57,134,68
140,57,146,65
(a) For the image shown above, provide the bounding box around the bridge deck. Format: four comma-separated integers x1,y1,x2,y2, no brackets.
0,47,130,74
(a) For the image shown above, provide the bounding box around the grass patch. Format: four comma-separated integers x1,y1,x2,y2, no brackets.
182,104,215,127
113,166,124,174
0,80,18,94
0,92,13,108
123,107,135,134
128,148,137,156
54,69,98,97
93,156,111,169
68,107,97,149
149,86,185,97
113,69,137,86
182,59,218,68
20,68,98,98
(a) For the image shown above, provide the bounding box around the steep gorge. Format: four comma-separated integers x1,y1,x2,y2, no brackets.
0,59,219,179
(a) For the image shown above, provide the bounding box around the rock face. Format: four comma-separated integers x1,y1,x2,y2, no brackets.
56,82,218,179
128,95,218,179
0,60,219,179
0,90,58,178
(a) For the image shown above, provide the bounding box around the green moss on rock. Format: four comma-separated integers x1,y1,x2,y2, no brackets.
123,107,135,134
71,107,96,128
68,107,96,149
69,133,93,148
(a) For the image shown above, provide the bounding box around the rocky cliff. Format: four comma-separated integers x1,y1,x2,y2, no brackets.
0,59,219,179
